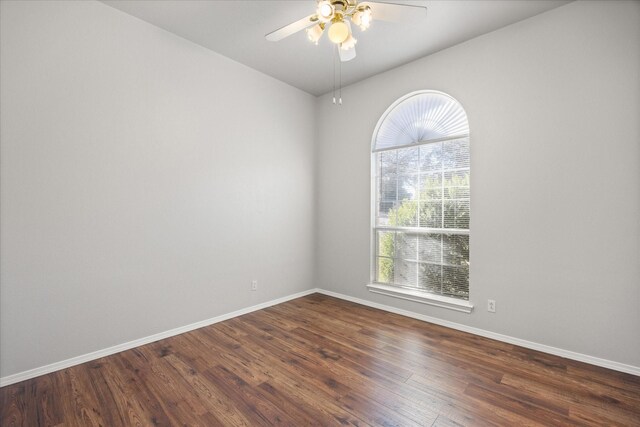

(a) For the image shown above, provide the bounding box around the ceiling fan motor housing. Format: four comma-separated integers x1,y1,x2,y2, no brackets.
330,0,359,15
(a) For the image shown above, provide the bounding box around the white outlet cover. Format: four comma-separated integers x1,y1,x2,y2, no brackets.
487,299,496,312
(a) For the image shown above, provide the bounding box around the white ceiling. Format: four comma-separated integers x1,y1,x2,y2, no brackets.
102,0,570,96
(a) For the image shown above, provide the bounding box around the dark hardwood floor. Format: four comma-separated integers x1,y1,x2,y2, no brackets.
1,293,639,426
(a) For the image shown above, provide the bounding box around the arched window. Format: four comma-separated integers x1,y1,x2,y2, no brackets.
368,91,472,312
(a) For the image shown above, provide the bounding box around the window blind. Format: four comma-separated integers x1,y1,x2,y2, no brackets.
373,91,469,152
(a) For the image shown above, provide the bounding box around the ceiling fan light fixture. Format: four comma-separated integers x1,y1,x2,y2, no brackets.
317,0,335,22
328,20,349,44
306,23,324,44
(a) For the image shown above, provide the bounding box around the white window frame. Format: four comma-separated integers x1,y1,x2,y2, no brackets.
367,91,473,313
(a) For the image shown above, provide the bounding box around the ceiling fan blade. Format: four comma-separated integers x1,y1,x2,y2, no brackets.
265,14,318,42
361,2,427,24
339,46,357,62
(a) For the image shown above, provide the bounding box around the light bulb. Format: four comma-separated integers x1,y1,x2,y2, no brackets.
361,7,372,28
306,23,324,44
317,0,334,22
328,20,349,44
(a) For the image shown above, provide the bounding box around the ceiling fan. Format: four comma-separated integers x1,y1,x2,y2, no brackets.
265,0,427,62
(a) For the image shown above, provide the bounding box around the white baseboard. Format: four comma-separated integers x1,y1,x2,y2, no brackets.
0,288,317,388
316,289,640,377
2,286,638,387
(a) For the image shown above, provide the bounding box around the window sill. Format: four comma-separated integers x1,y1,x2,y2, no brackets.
366,283,473,313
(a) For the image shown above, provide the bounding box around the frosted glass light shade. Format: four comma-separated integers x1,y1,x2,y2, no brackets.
372,91,469,152
352,6,372,31
306,24,324,44
328,21,349,44
341,33,357,50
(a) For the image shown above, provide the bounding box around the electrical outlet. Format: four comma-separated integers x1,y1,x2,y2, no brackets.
251,280,258,291
487,299,496,313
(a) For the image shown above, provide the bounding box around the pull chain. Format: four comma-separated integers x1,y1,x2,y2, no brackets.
332,46,336,104
332,45,342,106
338,50,342,105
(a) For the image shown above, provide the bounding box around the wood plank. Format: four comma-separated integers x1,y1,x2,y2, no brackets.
163,353,255,426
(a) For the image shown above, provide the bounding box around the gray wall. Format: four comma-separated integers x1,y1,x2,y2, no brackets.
316,0,640,368
0,0,316,377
